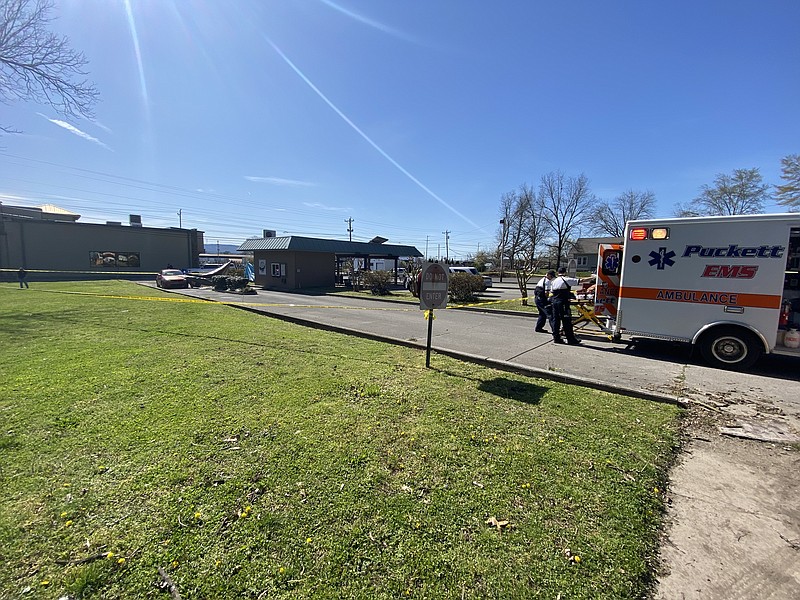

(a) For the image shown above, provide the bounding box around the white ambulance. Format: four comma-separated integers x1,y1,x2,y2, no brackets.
593,213,800,369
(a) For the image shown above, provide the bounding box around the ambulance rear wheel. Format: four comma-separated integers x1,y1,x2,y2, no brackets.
698,327,762,370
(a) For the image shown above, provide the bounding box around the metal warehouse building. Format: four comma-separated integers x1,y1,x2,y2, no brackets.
0,203,204,279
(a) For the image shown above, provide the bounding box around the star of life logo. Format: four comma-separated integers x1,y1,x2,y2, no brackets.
648,247,676,270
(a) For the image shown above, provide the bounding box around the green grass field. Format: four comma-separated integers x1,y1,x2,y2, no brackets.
0,281,681,599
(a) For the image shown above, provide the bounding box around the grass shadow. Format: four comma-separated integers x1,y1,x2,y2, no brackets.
0,308,86,335
477,376,546,405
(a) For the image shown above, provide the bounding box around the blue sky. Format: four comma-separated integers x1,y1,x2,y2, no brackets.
2,0,798,260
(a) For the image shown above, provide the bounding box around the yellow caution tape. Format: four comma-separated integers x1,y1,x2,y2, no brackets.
446,296,535,309
31,289,414,311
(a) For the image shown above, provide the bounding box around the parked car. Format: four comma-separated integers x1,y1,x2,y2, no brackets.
156,269,189,289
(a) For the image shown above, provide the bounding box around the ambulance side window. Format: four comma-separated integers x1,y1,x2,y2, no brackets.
601,250,622,276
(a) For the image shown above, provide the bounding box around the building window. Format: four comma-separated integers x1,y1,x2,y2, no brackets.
576,255,589,268
90,251,140,268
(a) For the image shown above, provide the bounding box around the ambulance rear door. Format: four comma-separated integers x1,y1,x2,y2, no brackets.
594,243,623,325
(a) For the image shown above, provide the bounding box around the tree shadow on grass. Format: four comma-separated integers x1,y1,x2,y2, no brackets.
0,308,85,335
477,377,546,405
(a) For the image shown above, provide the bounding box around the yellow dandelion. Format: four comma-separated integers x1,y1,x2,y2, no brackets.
62,483,71,487
117,558,126,565
60,511,68,518
194,512,202,519
171,560,179,568
306,537,312,544
65,520,73,527
574,556,581,563
279,567,286,574
654,487,660,494
40,580,50,586
106,552,114,559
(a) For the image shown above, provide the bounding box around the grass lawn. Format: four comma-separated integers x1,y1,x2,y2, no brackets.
0,281,681,599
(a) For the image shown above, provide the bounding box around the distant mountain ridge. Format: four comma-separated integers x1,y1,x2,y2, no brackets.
202,243,241,254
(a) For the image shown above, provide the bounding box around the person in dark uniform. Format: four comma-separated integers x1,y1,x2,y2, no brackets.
18,267,29,289
533,270,556,333
550,267,582,345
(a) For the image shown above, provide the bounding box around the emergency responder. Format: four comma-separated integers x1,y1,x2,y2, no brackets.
550,267,584,345
533,270,556,333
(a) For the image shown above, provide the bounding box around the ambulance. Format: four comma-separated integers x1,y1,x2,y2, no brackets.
593,213,800,369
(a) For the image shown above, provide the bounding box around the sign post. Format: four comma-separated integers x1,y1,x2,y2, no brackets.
419,262,449,368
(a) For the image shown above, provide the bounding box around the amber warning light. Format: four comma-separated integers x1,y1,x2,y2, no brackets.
629,228,648,241
651,227,670,240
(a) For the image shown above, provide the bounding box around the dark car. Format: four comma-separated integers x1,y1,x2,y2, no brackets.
155,269,189,289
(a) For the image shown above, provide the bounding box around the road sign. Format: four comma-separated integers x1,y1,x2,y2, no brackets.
419,262,449,310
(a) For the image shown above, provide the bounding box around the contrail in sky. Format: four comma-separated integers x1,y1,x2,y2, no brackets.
263,36,480,230
38,113,111,150
317,0,417,42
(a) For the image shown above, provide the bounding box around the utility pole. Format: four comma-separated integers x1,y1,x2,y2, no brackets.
499,219,506,282
345,217,354,242
442,230,450,262
177,209,182,228
425,236,429,260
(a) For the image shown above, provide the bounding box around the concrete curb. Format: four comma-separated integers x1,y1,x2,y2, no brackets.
225,299,686,408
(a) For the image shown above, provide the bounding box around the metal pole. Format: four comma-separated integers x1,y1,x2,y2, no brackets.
425,310,434,368
499,219,505,282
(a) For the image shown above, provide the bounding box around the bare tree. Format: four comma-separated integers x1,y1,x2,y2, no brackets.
0,0,98,132
775,154,800,209
673,202,702,218
498,184,546,304
681,168,770,216
593,190,656,236
538,171,596,269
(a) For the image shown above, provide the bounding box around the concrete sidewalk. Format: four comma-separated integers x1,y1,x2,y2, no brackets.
157,284,800,599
